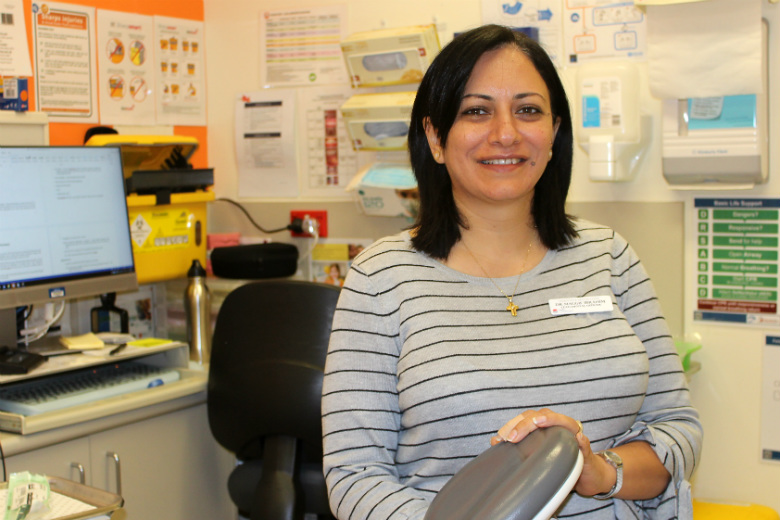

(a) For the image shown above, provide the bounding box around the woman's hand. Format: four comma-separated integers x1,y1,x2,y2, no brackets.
489,408,616,497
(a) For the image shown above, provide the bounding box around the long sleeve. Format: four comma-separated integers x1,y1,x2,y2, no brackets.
608,231,703,518
322,255,430,520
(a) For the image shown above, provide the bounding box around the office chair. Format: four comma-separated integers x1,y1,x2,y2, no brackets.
207,280,341,520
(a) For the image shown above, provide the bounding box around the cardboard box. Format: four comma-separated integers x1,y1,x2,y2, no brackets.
347,163,418,218
340,91,416,151
340,24,440,88
0,78,28,112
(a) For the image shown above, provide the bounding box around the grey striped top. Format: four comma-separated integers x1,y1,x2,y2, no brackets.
322,220,702,520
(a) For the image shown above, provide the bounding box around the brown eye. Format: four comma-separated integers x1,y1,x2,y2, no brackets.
516,106,545,121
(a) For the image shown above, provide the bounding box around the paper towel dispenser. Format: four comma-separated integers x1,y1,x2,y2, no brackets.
661,19,768,189
662,94,768,189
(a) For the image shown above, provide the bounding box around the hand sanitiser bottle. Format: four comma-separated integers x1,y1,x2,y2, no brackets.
184,259,211,364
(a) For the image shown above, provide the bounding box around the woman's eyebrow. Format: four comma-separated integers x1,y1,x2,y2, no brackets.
461,92,547,102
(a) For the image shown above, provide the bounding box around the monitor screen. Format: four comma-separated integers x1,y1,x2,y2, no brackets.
0,146,137,344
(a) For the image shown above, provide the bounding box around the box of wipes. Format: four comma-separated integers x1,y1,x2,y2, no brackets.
340,25,440,88
340,91,416,151
347,162,418,218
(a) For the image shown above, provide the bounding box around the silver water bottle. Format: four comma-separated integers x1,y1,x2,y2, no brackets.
184,259,211,364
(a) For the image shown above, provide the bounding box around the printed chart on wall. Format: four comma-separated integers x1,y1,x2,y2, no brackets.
481,0,563,66
260,5,348,87
297,86,363,199
154,16,206,126
32,2,98,122
563,0,646,64
235,90,298,198
693,199,780,327
96,10,156,125
762,335,780,462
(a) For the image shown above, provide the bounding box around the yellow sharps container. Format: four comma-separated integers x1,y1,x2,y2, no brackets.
87,135,214,284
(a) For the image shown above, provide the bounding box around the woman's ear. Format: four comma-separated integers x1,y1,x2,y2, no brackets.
424,117,445,164
553,116,561,142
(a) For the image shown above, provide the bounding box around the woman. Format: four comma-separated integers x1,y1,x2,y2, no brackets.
322,24,701,520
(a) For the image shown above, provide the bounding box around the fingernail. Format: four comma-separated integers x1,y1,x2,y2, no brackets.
532,416,547,426
508,429,519,442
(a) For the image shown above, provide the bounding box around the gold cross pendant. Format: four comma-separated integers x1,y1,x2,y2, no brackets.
506,300,519,316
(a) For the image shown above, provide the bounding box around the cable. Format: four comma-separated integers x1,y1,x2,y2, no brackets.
17,301,66,346
299,228,320,262
214,198,300,234
0,436,6,482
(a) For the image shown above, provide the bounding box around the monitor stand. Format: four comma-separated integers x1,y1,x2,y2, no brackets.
0,307,17,348
0,308,67,353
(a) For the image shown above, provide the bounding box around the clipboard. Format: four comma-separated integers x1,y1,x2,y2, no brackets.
0,476,123,520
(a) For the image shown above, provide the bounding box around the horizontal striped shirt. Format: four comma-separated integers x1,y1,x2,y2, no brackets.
322,220,702,520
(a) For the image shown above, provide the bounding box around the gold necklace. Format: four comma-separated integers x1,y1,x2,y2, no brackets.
461,239,534,316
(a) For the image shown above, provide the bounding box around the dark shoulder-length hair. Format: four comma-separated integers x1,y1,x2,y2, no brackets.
408,24,577,259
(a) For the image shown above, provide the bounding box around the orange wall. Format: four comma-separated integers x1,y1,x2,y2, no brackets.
19,0,207,168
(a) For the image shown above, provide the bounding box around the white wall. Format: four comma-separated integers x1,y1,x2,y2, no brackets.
204,0,780,512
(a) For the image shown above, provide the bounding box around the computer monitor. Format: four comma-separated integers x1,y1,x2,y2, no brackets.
0,146,138,347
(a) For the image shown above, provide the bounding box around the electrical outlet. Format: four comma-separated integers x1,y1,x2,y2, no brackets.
290,210,328,238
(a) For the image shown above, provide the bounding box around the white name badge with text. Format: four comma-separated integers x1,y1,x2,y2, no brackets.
549,296,613,316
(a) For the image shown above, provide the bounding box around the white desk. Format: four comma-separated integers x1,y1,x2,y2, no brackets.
0,345,236,520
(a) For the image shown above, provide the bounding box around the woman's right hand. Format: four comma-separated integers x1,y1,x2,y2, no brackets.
490,408,617,497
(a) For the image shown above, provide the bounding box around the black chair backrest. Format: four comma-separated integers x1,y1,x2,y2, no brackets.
207,280,341,461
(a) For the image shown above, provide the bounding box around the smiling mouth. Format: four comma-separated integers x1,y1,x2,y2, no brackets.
480,158,525,165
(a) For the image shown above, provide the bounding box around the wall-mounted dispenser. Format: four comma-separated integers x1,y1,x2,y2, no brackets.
661,94,767,189
340,25,441,88
575,62,649,182
661,18,767,189
339,91,416,151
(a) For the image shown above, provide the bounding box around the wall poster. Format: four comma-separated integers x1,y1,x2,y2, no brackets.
762,335,780,462
32,2,98,122
96,10,156,125
693,198,780,327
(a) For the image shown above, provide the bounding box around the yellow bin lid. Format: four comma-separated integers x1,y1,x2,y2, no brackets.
86,134,199,179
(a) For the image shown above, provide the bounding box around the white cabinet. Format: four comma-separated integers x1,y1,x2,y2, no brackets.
6,403,236,520
5,436,91,483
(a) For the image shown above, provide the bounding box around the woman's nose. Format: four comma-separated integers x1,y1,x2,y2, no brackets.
489,110,521,146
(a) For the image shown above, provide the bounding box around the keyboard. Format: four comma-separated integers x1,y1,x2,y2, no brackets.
0,362,181,416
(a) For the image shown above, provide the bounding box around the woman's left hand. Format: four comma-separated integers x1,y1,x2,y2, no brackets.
490,408,614,497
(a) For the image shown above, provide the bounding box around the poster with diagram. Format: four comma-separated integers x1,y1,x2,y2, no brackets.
154,15,206,126
562,0,646,64
481,0,563,66
96,10,156,125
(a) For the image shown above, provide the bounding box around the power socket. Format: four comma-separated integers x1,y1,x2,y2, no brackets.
290,210,328,238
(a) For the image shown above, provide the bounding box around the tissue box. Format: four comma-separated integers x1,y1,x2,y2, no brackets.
340,91,416,151
347,163,419,217
0,78,28,111
340,24,440,88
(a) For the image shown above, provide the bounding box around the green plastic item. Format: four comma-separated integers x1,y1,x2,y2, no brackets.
674,338,702,373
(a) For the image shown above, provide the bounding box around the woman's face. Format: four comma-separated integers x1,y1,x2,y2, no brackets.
426,45,559,211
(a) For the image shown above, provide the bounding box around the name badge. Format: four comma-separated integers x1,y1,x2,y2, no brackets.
548,296,612,316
